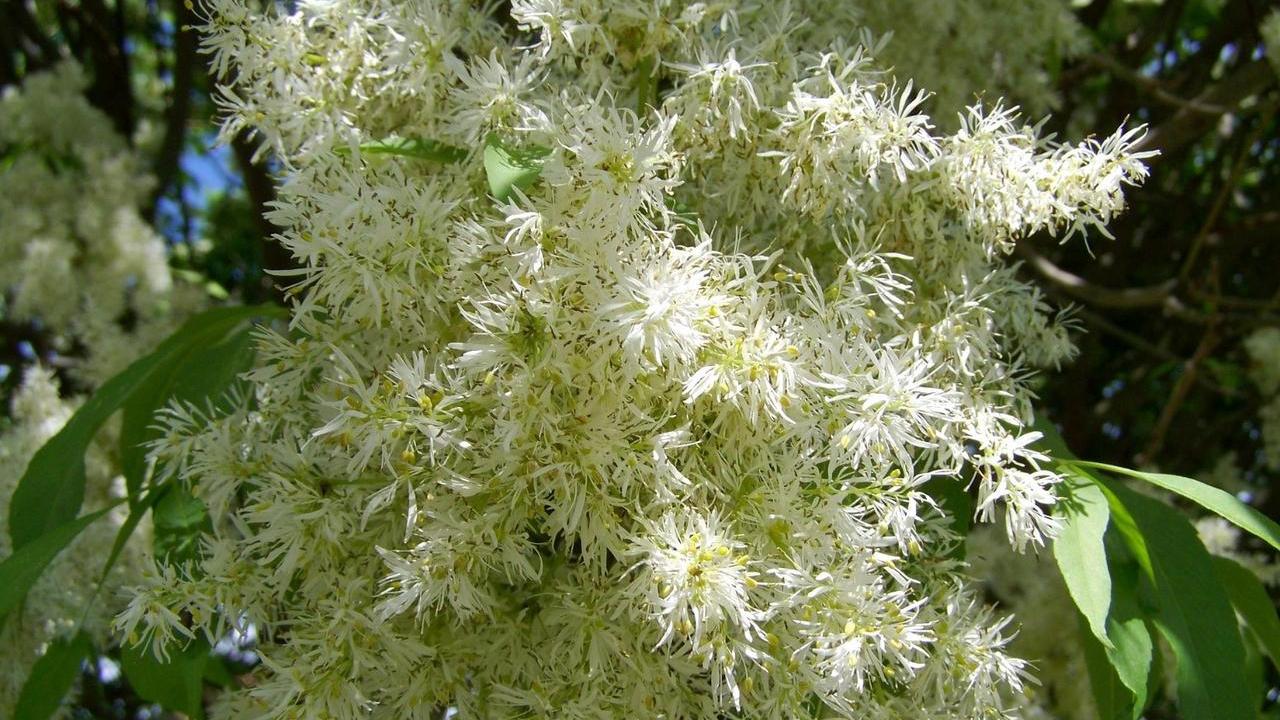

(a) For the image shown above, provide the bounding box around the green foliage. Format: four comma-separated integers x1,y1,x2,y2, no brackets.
923,477,973,558
6,305,281,718
1101,479,1254,720
0,504,119,624
13,632,91,720
335,135,468,163
1215,555,1280,675
1040,430,1280,720
6,305,279,552
1074,461,1280,553
153,484,210,567
1053,474,1113,648
121,638,212,720
1096,536,1155,720
120,304,283,500
483,134,552,201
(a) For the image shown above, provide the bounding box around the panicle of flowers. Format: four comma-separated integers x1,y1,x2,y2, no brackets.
125,1,1154,717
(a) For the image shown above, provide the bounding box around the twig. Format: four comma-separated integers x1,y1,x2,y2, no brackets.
1177,103,1277,285
1015,245,1177,308
146,0,198,222
1072,307,1235,396
1136,59,1277,158
1137,320,1219,465
1083,52,1230,115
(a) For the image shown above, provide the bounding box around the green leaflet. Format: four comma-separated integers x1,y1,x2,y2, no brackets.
0,504,119,622
153,484,211,567
121,637,211,720
922,477,973,536
1214,555,1280,675
120,304,282,501
1103,479,1254,720
1074,461,1280,553
1100,531,1154,719
484,134,552,201
1054,470,1113,649
13,631,92,720
83,484,169,619
7,305,281,550
335,135,468,163
1079,612,1128,720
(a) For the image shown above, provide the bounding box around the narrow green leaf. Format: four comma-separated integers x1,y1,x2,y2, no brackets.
336,135,467,162
82,485,169,619
1075,461,1280,553
0,505,118,621
1100,537,1154,719
1104,479,1254,720
923,477,972,535
1054,471,1113,648
13,631,92,720
484,134,551,201
8,305,280,549
121,637,209,719
1093,478,1154,581
153,484,210,567
1080,610,1128,720
120,304,282,500
1214,555,1280,675
1242,624,1266,715
635,55,658,114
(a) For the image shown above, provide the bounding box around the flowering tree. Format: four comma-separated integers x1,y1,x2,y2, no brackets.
2,1,1280,719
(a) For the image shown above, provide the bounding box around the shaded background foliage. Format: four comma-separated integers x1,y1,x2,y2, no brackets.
1,0,1277,717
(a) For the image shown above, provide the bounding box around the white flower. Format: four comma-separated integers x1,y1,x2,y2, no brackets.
633,512,762,650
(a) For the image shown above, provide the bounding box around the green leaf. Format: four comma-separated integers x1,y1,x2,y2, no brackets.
484,134,551,201
0,505,119,622
1054,471,1113,648
1093,477,1155,581
202,656,238,688
634,55,658,114
121,637,210,719
1104,479,1254,720
13,631,92,720
336,135,467,163
1214,555,1280,675
120,304,282,501
923,477,973,535
153,484,210,567
1242,624,1266,715
8,305,280,550
96,485,167,591
1080,611,1128,720
1101,535,1154,719
1074,461,1280,553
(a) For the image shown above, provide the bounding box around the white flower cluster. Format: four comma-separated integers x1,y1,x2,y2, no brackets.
0,62,205,385
120,1,1149,717
0,368,151,716
845,1,1086,122
0,64,210,717
967,527,1097,720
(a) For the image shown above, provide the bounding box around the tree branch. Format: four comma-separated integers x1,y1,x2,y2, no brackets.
230,130,294,302
1137,320,1219,466
1015,244,1178,309
1136,59,1277,158
146,0,198,222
